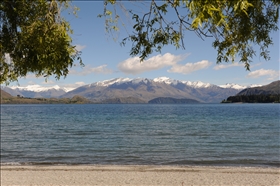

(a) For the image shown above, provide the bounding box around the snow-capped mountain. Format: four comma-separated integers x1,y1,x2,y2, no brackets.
2,77,263,102
153,77,180,85
92,77,216,88
182,80,214,88
62,77,243,103
91,77,168,87
104,77,247,91
218,83,262,90
219,83,248,90
91,78,132,87
2,85,67,98
9,84,68,92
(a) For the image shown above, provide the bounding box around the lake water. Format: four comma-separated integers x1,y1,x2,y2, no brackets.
1,104,279,167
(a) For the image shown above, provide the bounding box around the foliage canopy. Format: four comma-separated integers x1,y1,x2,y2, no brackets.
1,0,279,84
102,0,279,70
0,0,82,84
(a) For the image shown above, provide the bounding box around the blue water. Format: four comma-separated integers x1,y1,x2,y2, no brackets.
1,104,279,167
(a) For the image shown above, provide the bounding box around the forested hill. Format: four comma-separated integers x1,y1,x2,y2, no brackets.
236,80,279,96
148,97,200,104
222,81,280,103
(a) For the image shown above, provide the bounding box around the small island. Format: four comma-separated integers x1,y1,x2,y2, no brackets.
148,97,200,104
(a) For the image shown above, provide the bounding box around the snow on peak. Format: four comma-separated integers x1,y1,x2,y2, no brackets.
131,78,151,85
182,80,213,88
63,87,76,92
218,83,262,90
153,77,179,85
219,83,246,90
86,77,263,90
250,84,262,88
9,84,66,92
153,76,171,82
91,77,155,87
91,77,213,87
92,78,132,87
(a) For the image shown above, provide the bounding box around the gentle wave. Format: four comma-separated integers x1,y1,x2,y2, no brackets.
1,161,279,168
1,104,279,167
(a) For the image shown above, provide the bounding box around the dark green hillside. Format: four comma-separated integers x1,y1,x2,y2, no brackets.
222,81,280,103
148,97,200,104
97,97,146,104
223,95,279,103
237,80,279,96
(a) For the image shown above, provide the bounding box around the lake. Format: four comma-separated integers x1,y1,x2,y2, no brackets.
1,104,279,167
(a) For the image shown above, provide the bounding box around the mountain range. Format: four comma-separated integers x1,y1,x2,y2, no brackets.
2,85,67,98
1,77,265,103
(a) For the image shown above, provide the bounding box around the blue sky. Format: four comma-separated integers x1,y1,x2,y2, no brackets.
8,1,280,90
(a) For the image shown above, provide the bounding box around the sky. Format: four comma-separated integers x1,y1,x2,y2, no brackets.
6,1,280,90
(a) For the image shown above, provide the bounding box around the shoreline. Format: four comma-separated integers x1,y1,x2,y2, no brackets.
1,165,279,185
1,162,280,168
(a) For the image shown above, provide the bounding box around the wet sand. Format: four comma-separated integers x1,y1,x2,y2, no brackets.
1,165,279,185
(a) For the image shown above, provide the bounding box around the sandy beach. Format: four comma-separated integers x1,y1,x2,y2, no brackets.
1,165,279,186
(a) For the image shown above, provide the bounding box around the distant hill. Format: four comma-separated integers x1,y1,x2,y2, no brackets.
222,81,280,103
1,89,13,99
2,85,67,98
148,97,200,104
1,94,90,104
236,80,279,96
97,97,146,104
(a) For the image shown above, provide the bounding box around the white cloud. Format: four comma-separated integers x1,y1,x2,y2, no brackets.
75,44,86,51
213,63,244,70
70,65,113,75
168,60,211,74
118,53,188,74
247,68,279,80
